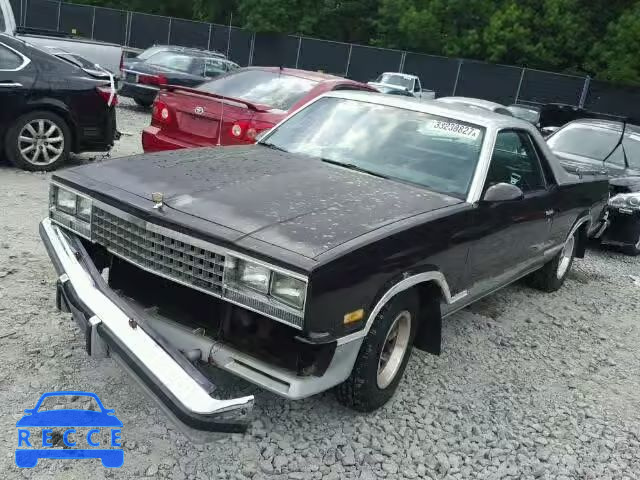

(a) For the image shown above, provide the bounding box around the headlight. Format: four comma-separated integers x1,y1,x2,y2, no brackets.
237,260,271,293
224,257,308,311
55,188,77,214
77,196,92,221
609,193,640,211
50,185,93,239
271,272,306,309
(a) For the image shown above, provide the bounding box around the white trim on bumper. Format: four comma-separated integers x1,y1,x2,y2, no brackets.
40,218,254,431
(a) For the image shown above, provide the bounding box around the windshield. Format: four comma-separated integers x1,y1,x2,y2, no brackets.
375,73,413,89
146,52,195,73
262,97,485,198
548,124,640,169
199,70,318,110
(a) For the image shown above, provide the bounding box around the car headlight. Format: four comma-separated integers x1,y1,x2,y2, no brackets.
608,193,640,212
271,272,306,309
55,188,77,214
224,257,308,310
237,260,271,293
50,185,93,239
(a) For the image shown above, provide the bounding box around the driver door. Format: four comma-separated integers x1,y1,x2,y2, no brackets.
466,129,555,289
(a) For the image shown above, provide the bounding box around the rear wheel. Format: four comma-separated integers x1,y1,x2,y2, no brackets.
335,291,418,411
5,111,71,171
134,97,154,108
528,230,576,292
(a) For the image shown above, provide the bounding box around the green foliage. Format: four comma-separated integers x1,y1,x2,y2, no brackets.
73,0,640,85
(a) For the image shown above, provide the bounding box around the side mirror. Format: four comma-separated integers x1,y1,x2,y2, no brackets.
482,182,524,203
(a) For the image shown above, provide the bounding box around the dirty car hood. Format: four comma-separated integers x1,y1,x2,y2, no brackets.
68,146,462,258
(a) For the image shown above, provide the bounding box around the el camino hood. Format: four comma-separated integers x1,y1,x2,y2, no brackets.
69,146,462,258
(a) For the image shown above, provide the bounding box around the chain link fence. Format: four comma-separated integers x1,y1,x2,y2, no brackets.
11,0,640,119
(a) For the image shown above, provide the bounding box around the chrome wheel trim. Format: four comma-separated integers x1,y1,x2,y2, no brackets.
557,234,575,279
377,310,411,389
18,119,64,166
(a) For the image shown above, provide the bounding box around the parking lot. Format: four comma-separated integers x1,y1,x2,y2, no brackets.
1,99,640,479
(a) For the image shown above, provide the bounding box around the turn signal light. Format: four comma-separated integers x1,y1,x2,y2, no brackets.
230,120,274,142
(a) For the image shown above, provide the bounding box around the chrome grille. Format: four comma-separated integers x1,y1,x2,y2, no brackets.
89,206,304,329
92,207,225,294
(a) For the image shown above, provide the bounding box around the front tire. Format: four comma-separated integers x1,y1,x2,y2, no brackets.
5,111,71,171
335,291,418,411
528,230,577,292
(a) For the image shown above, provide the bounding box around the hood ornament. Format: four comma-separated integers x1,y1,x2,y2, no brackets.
151,192,164,210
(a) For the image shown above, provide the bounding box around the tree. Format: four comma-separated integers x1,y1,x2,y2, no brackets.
587,2,640,85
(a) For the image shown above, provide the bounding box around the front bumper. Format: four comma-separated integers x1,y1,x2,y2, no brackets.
601,208,640,247
39,218,254,433
40,219,363,429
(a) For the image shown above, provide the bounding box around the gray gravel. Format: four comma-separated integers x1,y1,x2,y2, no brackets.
1,98,640,478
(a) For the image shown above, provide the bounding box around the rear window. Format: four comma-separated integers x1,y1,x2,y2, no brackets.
0,45,22,70
198,70,318,110
146,52,195,73
138,46,167,60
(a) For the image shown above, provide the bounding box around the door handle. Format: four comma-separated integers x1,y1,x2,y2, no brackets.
0,82,23,87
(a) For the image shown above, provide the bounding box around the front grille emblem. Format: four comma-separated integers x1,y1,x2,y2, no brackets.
151,192,164,210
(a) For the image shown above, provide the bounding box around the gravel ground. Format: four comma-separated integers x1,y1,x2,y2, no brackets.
1,99,640,479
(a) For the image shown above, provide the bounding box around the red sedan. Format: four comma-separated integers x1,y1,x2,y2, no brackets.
142,67,376,152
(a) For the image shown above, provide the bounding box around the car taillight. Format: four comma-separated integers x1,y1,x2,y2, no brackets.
139,74,168,86
152,100,172,125
96,86,118,106
119,52,124,73
230,119,274,142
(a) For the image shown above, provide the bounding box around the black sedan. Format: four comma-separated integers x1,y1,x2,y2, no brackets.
0,34,117,171
547,119,640,254
120,50,239,107
122,44,226,71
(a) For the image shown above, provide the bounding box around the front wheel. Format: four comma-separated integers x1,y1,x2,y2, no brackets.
335,291,418,411
5,111,71,171
527,230,576,292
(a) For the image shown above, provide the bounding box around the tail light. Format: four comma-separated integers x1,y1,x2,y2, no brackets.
152,99,172,125
229,119,274,143
96,86,118,106
139,74,168,86
119,52,124,73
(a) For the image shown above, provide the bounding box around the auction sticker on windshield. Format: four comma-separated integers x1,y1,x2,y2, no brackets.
430,120,481,139
15,391,123,468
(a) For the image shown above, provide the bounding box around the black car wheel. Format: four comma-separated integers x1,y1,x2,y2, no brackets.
528,229,577,292
6,111,71,171
624,236,640,256
134,97,154,108
335,290,418,411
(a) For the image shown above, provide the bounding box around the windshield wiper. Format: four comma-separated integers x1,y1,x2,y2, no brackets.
320,158,389,179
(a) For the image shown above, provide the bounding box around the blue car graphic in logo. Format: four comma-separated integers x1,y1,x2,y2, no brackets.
15,391,123,468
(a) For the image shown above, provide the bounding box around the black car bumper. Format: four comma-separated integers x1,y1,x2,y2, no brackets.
39,218,254,433
119,81,158,103
601,208,640,247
